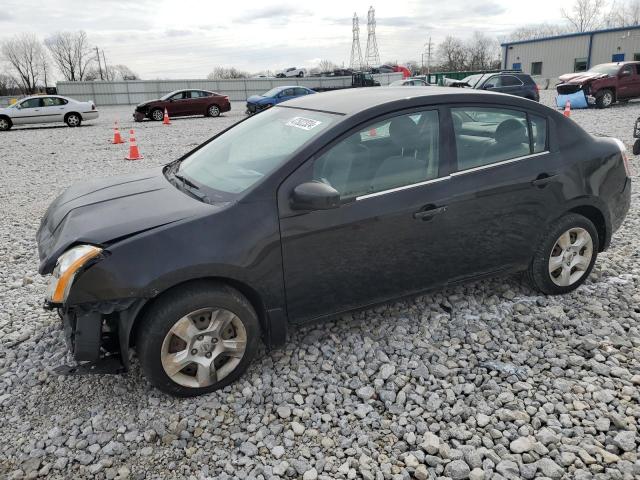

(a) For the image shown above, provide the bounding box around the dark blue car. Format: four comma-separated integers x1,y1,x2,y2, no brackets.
246,86,315,114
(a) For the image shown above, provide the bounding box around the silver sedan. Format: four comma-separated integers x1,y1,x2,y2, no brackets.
0,95,99,131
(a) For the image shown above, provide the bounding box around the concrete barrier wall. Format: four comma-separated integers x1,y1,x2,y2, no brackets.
56,73,405,105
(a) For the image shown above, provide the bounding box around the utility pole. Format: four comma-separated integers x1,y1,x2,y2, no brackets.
101,50,108,80
425,36,433,75
95,46,103,80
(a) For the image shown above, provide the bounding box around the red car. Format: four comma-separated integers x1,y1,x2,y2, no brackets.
133,89,231,121
557,62,640,108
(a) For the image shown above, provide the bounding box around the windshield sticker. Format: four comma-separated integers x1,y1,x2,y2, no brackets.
286,117,322,131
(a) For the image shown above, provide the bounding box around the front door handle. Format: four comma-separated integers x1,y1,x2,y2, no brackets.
532,173,558,187
413,205,447,220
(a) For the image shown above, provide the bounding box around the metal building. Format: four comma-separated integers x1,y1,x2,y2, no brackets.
501,25,640,84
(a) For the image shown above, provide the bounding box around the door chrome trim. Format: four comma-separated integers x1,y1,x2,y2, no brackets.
450,151,550,177
356,176,451,201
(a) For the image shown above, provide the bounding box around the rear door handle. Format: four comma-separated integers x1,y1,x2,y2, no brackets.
413,206,447,220
532,173,558,187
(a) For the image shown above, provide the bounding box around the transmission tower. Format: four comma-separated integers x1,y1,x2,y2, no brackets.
364,6,380,67
349,13,363,70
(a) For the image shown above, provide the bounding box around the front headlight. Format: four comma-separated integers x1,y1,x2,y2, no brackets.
45,245,103,304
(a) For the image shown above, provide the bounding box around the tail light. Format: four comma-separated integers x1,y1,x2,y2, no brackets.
612,138,632,177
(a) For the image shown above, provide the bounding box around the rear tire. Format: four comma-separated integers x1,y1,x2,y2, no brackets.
527,214,598,295
151,108,164,121
207,105,220,117
65,113,82,127
595,89,614,109
0,117,11,131
135,282,260,397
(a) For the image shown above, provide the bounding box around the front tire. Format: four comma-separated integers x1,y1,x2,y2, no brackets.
135,282,260,397
65,113,82,127
151,108,164,121
207,105,220,117
596,89,614,109
0,117,11,131
527,214,598,295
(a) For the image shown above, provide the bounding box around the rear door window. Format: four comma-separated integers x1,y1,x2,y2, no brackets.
501,75,523,86
452,107,544,171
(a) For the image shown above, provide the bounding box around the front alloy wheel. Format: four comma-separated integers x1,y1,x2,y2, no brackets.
0,118,10,131
596,90,614,108
151,108,164,121
527,213,598,294
161,308,247,388
136,282,259,396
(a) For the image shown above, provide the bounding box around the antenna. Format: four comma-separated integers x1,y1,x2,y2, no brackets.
364,6,380,67
349,13,364,70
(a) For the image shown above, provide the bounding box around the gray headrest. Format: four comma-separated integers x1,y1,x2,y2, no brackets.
494,119,528,145
389,116,421,150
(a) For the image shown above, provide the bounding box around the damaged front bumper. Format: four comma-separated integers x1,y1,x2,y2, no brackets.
47,298,146,375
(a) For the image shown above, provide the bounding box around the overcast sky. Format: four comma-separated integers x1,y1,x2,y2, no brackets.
2,0,576,79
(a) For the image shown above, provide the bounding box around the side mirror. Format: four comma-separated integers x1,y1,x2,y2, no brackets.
291,181,340,210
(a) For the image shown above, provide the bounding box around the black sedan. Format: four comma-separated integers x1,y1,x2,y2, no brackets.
37,88,632,396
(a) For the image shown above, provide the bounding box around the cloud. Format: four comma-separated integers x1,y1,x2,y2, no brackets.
0,11,13,21
166,29,193,37
241,5,310,23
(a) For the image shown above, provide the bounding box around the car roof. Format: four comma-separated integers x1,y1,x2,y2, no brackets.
280,87,519,115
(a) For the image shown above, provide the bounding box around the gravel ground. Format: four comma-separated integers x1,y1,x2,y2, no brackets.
0,91,638,480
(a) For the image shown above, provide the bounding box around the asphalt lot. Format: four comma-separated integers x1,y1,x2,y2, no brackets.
0,90,638,480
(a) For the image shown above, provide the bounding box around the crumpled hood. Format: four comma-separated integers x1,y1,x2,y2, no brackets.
36,168,213,274
136,98,161,108
558,72,608,84
246,95,269,104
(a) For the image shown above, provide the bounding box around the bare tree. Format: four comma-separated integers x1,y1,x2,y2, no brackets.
0,73,18,96
507,23,570,41
1,33,44,93
206,66,249,79
562,0,604,32
113,64,139,80
437,36,467,71
44,31,94,81
604,0,640,26
317,59,336,73
465,32,499,70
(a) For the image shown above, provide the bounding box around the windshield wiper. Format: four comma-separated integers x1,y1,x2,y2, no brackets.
166,164,208,201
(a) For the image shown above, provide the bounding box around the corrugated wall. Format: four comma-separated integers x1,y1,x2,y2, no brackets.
504,36,589,81
56,74,404,105
590,31,640,65
503,28,640,84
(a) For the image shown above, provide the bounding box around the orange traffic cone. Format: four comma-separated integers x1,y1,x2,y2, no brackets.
563,100,571,118
163,107,171,125
125,129,143,160
111,121,124,144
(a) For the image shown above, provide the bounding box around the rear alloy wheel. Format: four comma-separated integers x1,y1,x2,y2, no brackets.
151,108,164,121
136,283,259,396
65,113,82,127
596,90,614,109
0,117,11,131
527,214,598,294
207,105,221,117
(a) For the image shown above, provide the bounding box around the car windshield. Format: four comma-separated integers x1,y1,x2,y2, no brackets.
175,107,338,196
160,90,181,100
587,64,620,75
261,88,283,97
462,74,484,87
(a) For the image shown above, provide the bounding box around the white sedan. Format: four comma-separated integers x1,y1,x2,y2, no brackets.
0,95,99,131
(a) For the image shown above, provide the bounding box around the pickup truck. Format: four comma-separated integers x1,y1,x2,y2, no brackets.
556,61,640,108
